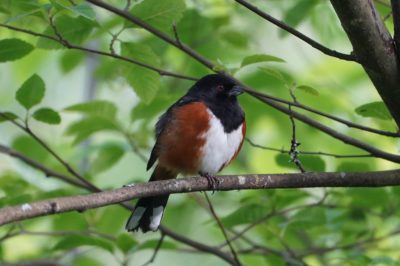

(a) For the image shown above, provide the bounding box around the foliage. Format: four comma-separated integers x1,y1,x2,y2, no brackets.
0,0,399,266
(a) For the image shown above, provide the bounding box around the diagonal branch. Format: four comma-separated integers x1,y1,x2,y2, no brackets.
0,144,86,188
233,0,356,61
2,169,400,226
0,23,197,81
250,95,400,164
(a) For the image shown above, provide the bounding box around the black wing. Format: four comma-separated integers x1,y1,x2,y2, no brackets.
146,96,198,170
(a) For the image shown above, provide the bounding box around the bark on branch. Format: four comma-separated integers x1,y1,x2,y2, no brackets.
1,170,400,226
330,0,400,128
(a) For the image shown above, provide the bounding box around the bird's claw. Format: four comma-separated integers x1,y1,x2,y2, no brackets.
203,173,219,194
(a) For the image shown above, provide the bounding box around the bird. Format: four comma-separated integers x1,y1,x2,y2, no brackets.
125,74,246,233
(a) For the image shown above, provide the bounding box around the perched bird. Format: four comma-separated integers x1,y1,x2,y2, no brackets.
126,74,246,233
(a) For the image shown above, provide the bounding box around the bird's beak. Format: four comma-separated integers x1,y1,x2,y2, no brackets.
229,85,244,97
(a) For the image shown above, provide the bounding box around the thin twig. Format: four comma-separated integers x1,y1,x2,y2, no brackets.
288,88,306,172
0,143,86,188
204,193,242,266
245,138,373,158
172,22,183,47
233,0,356,61
141,233,165,266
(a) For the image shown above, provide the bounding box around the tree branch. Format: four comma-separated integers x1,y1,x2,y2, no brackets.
233,0,356,61
246,88,400,138
391,0,400,55
0,23,197,81
250,95,400,164
330,0,400,128
2,169,400,226
245,138,373,159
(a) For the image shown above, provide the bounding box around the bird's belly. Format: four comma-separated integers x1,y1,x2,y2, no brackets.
199,112,244,175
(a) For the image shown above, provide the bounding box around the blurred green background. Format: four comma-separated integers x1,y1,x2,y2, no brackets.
1,0,400,265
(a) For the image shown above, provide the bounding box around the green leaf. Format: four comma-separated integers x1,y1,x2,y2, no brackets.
53,235,114,253
221,204,271,228
296,85,319,96
0,38,34,62
355,101,392,120
275,153,326,172
258,67,285,82
127,0,186,31
65,117,119,144
117,234,137,253
12,135,49,163
16,74,45,110
0,172,30,196
91,144,125,174
121,42,160,104
32,107,61,124
69,3,96,20
241,54,285,68
220,30,248,48
37,15,95,49
281,0,319,37
60,50,85,73
0,112,18,123
64,100,117,120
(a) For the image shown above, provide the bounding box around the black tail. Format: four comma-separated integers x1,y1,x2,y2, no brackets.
125,165,177,233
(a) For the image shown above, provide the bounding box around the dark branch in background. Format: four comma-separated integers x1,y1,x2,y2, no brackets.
2,24,399,139
251,95,400,164
2,169,400,225
0,24,197,81
203,193,242,266
330,0,400,128
232,0,356,61
246,88,400,138
391,0,400,55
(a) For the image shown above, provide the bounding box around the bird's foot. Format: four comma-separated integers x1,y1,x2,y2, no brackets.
201,173,219,193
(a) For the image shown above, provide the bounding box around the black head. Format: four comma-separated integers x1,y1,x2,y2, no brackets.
187,74,244,102
185,74,245,133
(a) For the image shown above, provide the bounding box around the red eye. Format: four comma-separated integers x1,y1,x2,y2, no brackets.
216,85,224,92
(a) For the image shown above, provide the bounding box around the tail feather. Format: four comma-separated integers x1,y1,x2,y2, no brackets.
126,165,177,233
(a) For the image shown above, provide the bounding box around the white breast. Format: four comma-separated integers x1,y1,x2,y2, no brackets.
199,110,244,175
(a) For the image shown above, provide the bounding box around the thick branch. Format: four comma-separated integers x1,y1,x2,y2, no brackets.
391,0,400,54
2,170,400,226
330,0,400,128
233,0,356,61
